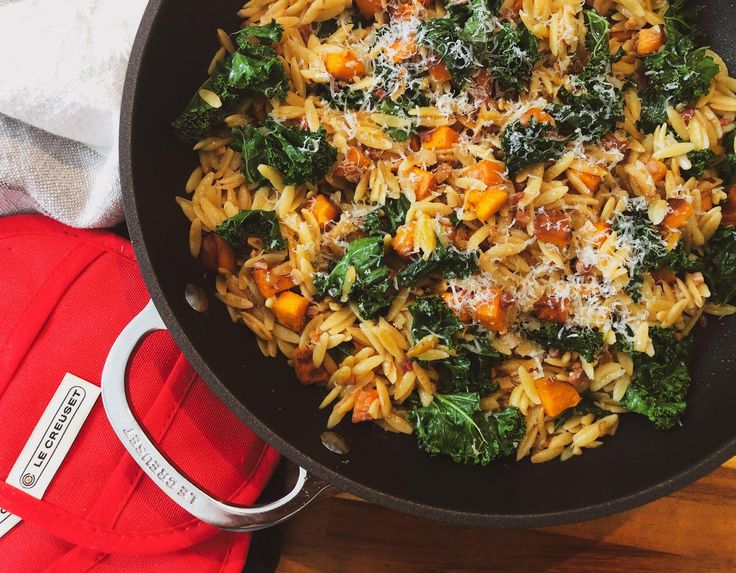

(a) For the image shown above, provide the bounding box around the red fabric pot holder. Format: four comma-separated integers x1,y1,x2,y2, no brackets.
0,214,280,572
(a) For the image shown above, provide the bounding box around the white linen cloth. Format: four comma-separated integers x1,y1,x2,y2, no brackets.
0,0,148,228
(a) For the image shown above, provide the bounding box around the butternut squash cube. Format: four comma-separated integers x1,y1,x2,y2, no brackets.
273,291,309,332
534,377,581,417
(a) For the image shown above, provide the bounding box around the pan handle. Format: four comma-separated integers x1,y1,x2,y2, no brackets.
101,300,334,531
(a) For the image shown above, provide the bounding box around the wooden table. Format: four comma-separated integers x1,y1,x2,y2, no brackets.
277,458,736,572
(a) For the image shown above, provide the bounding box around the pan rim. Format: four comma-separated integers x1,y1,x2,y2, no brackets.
118,0,736,528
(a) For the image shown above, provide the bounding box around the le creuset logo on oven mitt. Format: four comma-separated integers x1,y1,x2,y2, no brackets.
0,214,280,573
0,374,100,538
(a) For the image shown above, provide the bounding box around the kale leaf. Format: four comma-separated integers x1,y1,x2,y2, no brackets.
231,117,337,186
485,23,540,95
410,298,501,394
314,236,395,319
417,18,478,85
409,296,463,345
364,195,411,236
216,209,286,251
397,243,478,287
526,322,604,362
554,397,608,430
435,331,503,394
682,149,715,179
377,90,429,142
172,21,287,142
578,10,615,82
638,3,719,133
703,225,736,304
717,132,736,183
410,393,525,465
313,18,338,38
612,206,701,301
622,327,693,430
314,85,374,111
549,10,623,141
500,117,567,175
327,341,355,363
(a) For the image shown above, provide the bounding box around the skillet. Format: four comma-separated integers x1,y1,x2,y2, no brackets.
115,0,736,528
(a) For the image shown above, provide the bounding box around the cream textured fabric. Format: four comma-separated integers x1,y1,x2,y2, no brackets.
0,0,148,228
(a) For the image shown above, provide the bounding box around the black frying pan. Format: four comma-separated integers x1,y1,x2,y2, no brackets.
119,0,736,527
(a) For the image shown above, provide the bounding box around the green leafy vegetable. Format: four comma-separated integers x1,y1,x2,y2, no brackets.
578,10,615,82
717,132,736,182
549,10,623,141
638,2,719,133
682,149,715,179
327,341,355,363
314,236,395,319
410,394,525,465
435,331,503,394
704,225,736,304
216,209,286,251
314,18,338,38
364,195,411,236
314,85,373,111
172,21,287,142
417,18,478,85
409,296,463,346
485,23,540,95
526,322,604,362
231,117,337,186
500,117,567,175
378,91,430,141
397,243,477,287
554,398,608,430
622,327,693,430
612,206,701,301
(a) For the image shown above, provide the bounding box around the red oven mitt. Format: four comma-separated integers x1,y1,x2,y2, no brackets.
0,214,280,572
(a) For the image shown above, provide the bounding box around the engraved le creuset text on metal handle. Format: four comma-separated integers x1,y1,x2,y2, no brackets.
100,300,333,531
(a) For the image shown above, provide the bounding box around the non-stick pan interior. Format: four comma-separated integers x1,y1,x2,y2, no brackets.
121,0,736,526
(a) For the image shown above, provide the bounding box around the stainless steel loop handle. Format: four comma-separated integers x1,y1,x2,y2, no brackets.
101,300,333,531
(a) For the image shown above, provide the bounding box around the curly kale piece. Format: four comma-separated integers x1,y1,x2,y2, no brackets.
172,21,287,142
485,23,540,95
231,117,336,186
622,327,693,430
397,243,478,287
717,132,736,183
612,206,701,301
216,209,286,251
410,394,525,465
314,85,374,111
314,236,395,319
548,10,623,141
703,225,736,305
377,90,429,142
409,296,463,346
435,331,503,395
526,322,604,362
554,398,608,430
417,18,478,85
682,149,715,179
409,298,502,395
500,117,567,175
638,2,719,133
364,195,411,237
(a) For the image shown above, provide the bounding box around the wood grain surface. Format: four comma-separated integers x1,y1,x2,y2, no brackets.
277,458,736,573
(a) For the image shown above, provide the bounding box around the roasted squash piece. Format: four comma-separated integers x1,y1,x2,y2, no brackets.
273,291,310,332
535,377,581,417
292,347,330,385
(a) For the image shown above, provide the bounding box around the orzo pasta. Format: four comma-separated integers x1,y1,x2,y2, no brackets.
173,0,736,465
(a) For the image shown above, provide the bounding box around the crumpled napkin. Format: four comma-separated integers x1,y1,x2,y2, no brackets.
0,0,148,228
